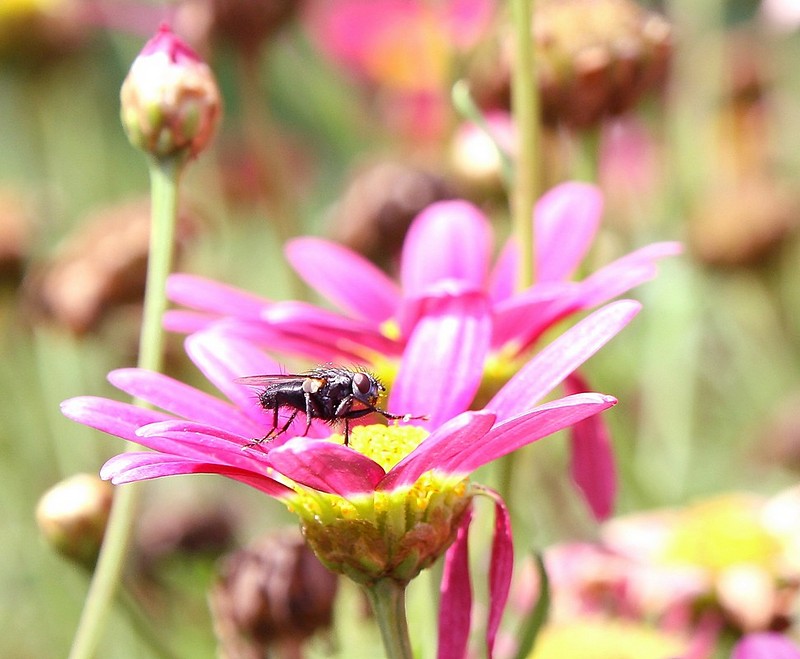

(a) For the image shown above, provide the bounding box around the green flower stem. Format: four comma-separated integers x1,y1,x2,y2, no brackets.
365,579,413,659
510,0,539,291
69,157,183,659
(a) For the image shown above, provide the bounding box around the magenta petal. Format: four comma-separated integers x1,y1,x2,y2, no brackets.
565,373,617,521
448,394,617,475
108,368,261,438
488,300,640,421
401,200,492,298
136,421,269,471
60,397,171,441
535,182,603,282
267,437,385,496
101,452,293,497
286,237,400,323
184,331,282,427
162,309,217,334
733,633,800,659
490,282,577,350
166,273,270,317
480,486,513,659
574,241,682,309
437,506,473,659
379,411,496,491
389,292,491,429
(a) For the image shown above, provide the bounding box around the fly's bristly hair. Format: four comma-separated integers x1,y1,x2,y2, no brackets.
235,364,412,448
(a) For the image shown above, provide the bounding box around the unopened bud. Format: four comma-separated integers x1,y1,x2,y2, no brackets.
36,473,113,567
120,24,221,161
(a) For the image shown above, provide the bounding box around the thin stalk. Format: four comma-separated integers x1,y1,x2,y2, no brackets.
510,0,539,290
365,579,413,659
68,157,183,659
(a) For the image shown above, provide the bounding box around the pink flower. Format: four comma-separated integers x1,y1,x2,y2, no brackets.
304,0,495,139
733,632,800,659
61,299,636,659
165,181,677,518
166,181,675,366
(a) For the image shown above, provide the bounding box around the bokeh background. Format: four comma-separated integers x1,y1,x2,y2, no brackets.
2,0,800,656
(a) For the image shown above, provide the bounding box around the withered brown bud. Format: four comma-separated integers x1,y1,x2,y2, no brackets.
36,473,114,567
210,529,338,658
0,188,35,280
329,160,457,271
535,0,673,128
178,0,304,57
688,176,800,267
23,198,197,335
475,0,673,129
136,498,238,571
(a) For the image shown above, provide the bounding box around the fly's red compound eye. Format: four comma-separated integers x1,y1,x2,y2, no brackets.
353,372,372,395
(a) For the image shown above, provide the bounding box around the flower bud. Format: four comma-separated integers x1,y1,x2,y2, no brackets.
120,24,221,161
36,473,114,567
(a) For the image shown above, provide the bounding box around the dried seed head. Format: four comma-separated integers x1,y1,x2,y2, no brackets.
329,160,456,271
23,197,197,335
210,530,338,656
473,0,673,129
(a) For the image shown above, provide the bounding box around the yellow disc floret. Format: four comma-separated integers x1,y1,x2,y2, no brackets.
286,424,472,586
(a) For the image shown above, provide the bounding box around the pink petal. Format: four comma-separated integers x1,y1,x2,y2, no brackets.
437,506,473,659
448,394,617,475
286,237,400,323
535,182,603,282
487,300,640,421
478,486,513,659
212,317,367,363
565,373,616,521
261,301,401,357
101,452,293,497
389,291,491,429
401,200,493,298
166,273,270,317
487,240,517,303
490,282,578,350
379,411,496,491
60,397,172,441
136,421,270,471
574,241,683,310
162,309,217,334
184,331,283,426
267,436,386,496
733,633,800,659
108,368,261,438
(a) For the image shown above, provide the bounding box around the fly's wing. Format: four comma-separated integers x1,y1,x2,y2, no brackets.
234,374,306,387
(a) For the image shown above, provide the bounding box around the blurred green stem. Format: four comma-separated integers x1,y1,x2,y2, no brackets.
68,157,182,659
510,0,539,290
365,580,413,659
574,127,601,182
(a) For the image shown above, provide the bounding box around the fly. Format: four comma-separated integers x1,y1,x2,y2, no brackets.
236,366,423,447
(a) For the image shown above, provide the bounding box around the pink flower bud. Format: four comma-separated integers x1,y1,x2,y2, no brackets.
120,24,221,160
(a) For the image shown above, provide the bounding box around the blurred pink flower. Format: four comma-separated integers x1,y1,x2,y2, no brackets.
733,632,800,659
62,299,633,658
304,0,495,138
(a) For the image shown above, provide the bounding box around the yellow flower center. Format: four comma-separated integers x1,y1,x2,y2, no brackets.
285,424,472,586
662,494,781,573
528,619,685,659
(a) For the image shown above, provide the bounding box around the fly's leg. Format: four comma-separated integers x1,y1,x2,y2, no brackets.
245,408,299,449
